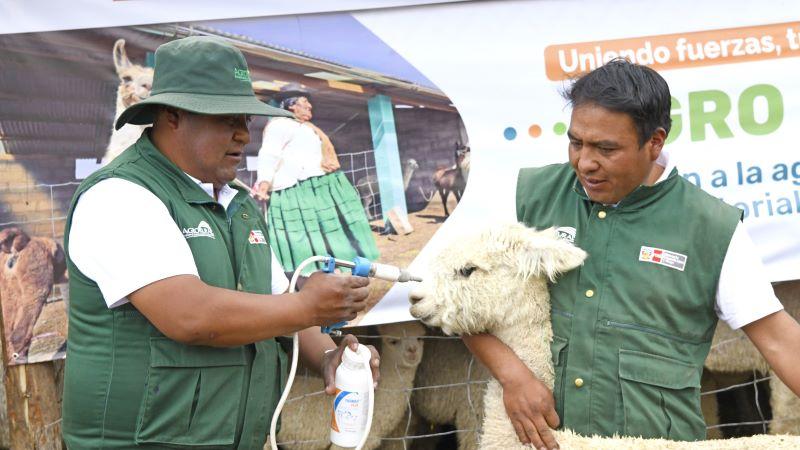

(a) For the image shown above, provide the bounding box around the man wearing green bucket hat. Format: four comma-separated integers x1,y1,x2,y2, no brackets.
62,36,380,449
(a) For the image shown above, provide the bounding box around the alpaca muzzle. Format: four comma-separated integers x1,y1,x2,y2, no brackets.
408,285,439,326
408,285,426,305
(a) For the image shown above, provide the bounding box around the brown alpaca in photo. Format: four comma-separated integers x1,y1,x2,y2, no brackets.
432,143,470,217
0,227,66,362
102,39,153,164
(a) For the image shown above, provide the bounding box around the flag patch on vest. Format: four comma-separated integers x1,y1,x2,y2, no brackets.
248,230,267,245
639,246,686,271
183,221,215,239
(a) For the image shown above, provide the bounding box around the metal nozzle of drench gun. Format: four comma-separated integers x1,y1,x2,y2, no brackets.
321,256,422,335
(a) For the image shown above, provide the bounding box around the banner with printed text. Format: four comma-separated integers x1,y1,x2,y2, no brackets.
354,0,800,324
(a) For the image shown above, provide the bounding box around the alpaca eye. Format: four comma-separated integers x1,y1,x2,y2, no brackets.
388,339,399,345
458,266,477,277
122,75,133,82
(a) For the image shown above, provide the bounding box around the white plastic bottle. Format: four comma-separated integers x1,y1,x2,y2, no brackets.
330,345,372,448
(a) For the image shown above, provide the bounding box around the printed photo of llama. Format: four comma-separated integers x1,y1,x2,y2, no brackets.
0,14,469,363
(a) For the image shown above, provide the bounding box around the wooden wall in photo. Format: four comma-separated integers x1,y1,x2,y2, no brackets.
0,290,62,450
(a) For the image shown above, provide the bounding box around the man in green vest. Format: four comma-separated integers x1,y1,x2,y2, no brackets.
464,59,800,449
62,36,379,449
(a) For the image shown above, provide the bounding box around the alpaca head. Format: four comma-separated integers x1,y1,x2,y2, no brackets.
0,227,30,254
457,148,470,173
377,321,425,368
113,39,153,110
409,223,586,336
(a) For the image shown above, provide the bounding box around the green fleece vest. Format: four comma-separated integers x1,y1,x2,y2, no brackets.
62,133,287,449
517,163,740,441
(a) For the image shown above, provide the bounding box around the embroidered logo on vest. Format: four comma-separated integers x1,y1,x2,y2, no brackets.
183,220,215,239
556,226,576,243
639,246,687,271
248,230,267,245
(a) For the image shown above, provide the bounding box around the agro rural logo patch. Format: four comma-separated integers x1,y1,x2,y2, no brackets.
556,226,576,243
183,221,215,239
639,246,686,271
233,67,251,81
248,230,267,245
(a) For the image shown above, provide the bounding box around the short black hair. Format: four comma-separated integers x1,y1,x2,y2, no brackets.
564,58,672,146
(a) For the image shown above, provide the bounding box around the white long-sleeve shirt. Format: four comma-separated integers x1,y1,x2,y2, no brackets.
256,117,326,191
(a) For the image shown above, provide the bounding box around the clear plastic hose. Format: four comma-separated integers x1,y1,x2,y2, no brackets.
269,255,328,450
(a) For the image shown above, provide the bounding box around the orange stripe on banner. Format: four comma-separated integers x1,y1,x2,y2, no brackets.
544,21,800,80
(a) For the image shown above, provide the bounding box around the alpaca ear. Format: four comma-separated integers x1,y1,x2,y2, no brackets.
113,39,132,75
12,231,30,252
519,228,587,282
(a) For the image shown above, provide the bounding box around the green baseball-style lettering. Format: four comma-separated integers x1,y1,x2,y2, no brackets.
667,84,783,143
738,84,783,136
234,67,251,81
689,89,734,141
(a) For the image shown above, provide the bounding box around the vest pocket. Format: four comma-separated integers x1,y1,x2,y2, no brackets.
550,335,568,422
618,349,704,441
135,337,246,447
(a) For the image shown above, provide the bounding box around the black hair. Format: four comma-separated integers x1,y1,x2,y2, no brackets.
564,58,671,146
280,97,300,111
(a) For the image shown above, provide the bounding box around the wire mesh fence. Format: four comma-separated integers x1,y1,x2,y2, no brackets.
338,149,381,221
274,333,797,448
0,181,80,238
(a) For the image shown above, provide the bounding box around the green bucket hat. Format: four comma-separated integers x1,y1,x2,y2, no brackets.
115,36,292,130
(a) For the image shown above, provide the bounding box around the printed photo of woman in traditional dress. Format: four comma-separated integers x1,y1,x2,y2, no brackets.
253,84,379,274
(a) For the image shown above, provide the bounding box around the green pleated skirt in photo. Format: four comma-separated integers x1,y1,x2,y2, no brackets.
267,171,380,274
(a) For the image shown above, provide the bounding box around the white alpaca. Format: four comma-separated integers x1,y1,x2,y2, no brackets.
275,322,425,450
409,223,800,449
103,39,153,164
703,280,800,435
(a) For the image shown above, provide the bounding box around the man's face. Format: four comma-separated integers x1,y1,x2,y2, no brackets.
568,103,662,205
289,96,313,122
180,113,251,188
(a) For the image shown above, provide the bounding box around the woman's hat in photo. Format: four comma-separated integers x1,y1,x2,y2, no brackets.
272,83,312,102
115,36,292,130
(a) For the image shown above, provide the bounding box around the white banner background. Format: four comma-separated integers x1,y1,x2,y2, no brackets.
355,0,800,324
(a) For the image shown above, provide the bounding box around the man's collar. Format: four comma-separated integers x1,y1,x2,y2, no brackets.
137,131,244,207
655,147,674,184
183,172,238,210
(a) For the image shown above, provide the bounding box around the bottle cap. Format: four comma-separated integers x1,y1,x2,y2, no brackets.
342,345,369,366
